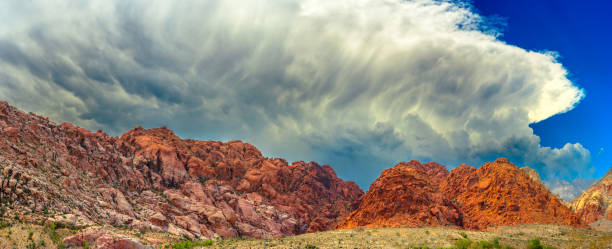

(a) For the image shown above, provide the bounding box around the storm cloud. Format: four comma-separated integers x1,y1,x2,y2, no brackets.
0,0,591,188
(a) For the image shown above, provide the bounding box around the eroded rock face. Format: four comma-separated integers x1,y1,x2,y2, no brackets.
63,227,151,249
442,158,583,230
338,158,584,230
0,101,362,238
336,161,461,229
571,168,612,230
520,167,545,187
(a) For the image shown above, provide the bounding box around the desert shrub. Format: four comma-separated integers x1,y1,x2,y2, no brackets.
171,239,214,249
453,237,514,249
527,238,554,249
45,222,63,246
454,238,473,249
0,220,11,228
305,245,319,249
459,232,469,238
198,177,209,185
26,242,36,249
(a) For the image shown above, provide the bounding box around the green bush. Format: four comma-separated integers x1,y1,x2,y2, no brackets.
454,238,473,249
26,242,36,249
0,220,11,228
527,238,554,249
453,237,514,249
171,239,214,249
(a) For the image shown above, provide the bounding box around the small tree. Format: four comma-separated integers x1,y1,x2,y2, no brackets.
0,168,13,201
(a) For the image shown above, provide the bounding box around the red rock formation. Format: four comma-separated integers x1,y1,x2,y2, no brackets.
63,227,149,249
337,158,584,230
0,101,362,238
571,167,612,230
441,158,584,230
520,166,545,187
336,161,462,229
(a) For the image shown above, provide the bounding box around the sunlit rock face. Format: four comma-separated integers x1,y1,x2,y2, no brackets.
0,101,362,238
571,168,612,231
336,161,462,229
442,158,583,230
339,158,584,230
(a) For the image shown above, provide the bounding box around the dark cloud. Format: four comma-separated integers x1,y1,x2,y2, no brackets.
0,0,591,188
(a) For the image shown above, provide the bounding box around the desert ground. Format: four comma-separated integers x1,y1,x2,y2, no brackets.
1,220,610,249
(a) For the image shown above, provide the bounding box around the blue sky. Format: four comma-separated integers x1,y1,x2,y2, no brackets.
472,0,612,178
0,0,607,191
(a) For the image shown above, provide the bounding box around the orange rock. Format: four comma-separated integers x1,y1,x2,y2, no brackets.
441,158,584,230
338,158,584,230
571,168,612,230
337,161,461,229
63,227,148,249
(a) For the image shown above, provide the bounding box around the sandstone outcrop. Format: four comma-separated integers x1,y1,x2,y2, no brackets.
571,167,612,231
336,161,461,229
0,101,362,238
63,227,151,249
338,158,584,230
442,158,583,230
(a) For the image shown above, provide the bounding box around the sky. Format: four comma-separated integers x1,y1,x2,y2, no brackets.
471,0,612,179
0,0,608,192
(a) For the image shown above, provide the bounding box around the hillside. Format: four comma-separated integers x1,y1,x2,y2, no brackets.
571,167,612,231
339,159,584,230
0,101,363,239
1,221,608,249
336,161,462,229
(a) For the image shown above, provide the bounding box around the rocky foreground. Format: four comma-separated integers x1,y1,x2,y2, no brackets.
0,101,362,239
1,222,609,249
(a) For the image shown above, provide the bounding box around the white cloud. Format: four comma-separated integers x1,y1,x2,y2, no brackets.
546,178,596,201
0,0,591,187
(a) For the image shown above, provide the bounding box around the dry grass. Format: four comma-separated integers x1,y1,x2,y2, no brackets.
206,225,612,249
0,221,75,249
0,221,609,249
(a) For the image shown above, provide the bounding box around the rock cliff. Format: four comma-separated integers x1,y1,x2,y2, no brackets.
336,161,461,229
571,167,612,231
339,158,584,230
0,101,362,238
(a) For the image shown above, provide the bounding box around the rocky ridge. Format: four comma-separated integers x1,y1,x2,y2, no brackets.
442,158,583,230
0,101,363,239
336,161,461,229
571,167,612,231
339,158,584,230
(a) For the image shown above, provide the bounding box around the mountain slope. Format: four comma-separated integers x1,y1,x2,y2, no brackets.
441,158,583,230
0,101,362,238
571,167,612,231
336,161,462,229
338,158,584,230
